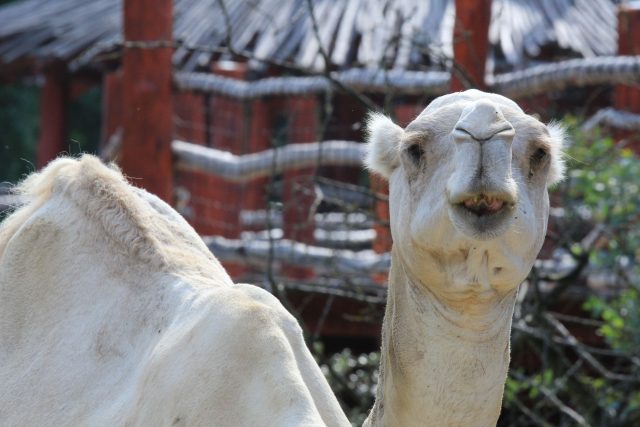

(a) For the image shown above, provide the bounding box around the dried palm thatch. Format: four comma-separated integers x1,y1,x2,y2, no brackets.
0,0,617,75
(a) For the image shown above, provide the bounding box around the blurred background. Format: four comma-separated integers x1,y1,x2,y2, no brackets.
1,0,640,425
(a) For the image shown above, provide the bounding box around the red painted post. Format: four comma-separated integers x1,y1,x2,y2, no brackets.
37,63,68,168
244,97,271,218
121,0,173,202
282,95,319,279
451,0,492,91
615,4,640,113
614,4,640,151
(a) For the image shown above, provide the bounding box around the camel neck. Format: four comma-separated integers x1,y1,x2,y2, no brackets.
365,252,518,427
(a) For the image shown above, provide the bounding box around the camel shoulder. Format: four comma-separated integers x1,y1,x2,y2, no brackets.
218,283,304,339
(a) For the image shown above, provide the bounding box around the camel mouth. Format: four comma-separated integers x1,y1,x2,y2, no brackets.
458,194,509,217
448,192,516,240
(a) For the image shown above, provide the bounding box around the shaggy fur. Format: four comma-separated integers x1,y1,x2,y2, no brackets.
546,121,567,185
364,112,404,179
0,155,349,427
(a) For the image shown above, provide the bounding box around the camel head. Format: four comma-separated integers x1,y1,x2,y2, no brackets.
366,89,565,303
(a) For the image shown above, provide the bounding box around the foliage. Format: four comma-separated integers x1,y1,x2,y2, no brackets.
316,345,378,426
584,289,640,354
560,121,640,269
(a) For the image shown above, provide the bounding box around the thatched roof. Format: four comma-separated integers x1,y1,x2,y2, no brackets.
0,0,617,75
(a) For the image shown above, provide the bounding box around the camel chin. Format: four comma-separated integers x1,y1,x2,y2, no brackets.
447,198,516,241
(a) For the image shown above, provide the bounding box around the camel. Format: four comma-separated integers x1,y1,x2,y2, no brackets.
0,156,349,426
362,89,564,426
0,89,563,426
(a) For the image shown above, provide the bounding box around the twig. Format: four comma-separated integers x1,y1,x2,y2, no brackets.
511,395,554,427
544,313,640,383
312,294,335,342
511,370,591,427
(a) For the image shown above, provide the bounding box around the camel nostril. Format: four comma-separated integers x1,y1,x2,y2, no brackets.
453,127,474,140
453,125,515,142
454,100,515,142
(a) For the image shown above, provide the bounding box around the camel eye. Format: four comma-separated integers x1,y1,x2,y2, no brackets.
530,148,548,165
406,144,424,163
528,147,548,178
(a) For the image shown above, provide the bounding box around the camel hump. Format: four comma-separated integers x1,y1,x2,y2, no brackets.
8,155,232,286
15,155,118,200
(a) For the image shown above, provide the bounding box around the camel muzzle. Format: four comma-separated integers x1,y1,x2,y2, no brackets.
446,100,519,239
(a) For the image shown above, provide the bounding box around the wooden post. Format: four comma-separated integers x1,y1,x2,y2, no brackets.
282,95,319,279
121,0,173,202
244,98,271,218
37,63,68,168
614,4,640,151
615,5,640,114
451,0,492,91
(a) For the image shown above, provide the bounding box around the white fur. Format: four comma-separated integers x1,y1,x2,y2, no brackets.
0,155,349,427
364,112,404,179
547,121,567,186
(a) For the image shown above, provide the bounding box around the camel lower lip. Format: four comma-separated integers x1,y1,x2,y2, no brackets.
459,195,509,216
448,201,515,240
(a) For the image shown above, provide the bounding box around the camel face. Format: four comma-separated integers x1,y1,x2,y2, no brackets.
445,98,518,240
366,89,565,296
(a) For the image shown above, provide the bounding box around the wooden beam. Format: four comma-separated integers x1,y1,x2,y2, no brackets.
451,0,492,91
37,63,69,169
121,0,173,202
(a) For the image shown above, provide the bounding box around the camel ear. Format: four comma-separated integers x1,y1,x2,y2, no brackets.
546,122,567,186
365,113,404,179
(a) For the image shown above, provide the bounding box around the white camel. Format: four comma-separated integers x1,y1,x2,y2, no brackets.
0,89,563,426
362,89,563,426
